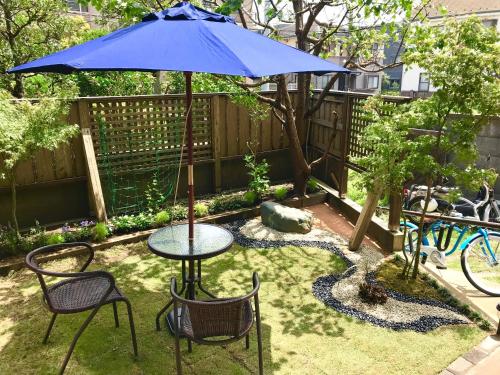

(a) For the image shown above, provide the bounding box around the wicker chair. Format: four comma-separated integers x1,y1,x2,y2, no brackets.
25,242,138,375
170,272,263,375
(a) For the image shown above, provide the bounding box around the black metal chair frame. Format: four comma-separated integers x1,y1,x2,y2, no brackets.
155,258,216,331
170,272,263,375
25,242,138,374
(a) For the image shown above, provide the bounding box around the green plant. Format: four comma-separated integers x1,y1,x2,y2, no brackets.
194,203,209,218
110,213,154,234
244,149,270,198
208,194,246,214
0,93,79,235
243,191,258,206
145,176,168,213
46,233,65,245
306,179,320,193
274,186,288,201
169,205,188,221
93,222,109,242
358,282,388,305
154,210,170,226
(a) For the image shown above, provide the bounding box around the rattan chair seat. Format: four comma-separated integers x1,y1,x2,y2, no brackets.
180,299,254,340
47,276,123,313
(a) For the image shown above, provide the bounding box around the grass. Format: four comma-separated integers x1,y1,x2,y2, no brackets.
376,259,445,301
0,242,487,375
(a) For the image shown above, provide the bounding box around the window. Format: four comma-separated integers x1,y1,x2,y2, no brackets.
372,43,379,57
366,75,379,89
67,0,88,12
418,73,430,92
482,19,498,28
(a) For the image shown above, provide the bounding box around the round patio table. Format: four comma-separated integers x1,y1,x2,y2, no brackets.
148,223,234,332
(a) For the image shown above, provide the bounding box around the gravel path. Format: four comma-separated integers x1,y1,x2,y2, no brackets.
236,218,470,332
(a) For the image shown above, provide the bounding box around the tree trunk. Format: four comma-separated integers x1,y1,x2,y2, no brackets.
348,181,383,251
12,73,24,98
278,76,310,195
411,177,433,279
9,169,19,236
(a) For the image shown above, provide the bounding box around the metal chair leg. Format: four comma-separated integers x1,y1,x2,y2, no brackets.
245,334,250,349
255,296,264,375
124,299,138,357
173,300,183,375
113,302,119,328
187,339,192,353
155,298,174,331
59,306,101,375
43,313,57,344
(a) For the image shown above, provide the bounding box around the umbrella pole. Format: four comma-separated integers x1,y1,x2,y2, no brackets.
185,72,194,241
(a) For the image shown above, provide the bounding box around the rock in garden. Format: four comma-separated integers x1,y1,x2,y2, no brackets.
260,201,313,234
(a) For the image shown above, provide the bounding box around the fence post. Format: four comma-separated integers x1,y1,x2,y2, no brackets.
388,191,402,232
78,100,108,223
338,93,351,198
211,94,222,192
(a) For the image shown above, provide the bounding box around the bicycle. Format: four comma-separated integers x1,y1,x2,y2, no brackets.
401,220,500,297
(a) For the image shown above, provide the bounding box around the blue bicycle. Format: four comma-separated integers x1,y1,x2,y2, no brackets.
401,220,500,297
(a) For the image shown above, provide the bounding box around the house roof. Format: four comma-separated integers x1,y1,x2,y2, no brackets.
426,0,500,18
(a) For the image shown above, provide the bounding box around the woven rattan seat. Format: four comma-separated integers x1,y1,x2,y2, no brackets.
180,299,254,340
26,242,138,375
47,277,124,313
171,272,263,375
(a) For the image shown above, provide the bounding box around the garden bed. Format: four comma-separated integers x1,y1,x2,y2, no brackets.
0,190,327,274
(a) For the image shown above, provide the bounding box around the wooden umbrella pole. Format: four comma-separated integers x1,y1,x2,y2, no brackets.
185,72,194,241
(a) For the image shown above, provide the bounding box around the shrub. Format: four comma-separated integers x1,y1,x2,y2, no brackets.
208,194,245,214
110,213,154,234
244,152,270,198
47,233,65,245
154,210,170,226
194,203,209,218
274,186,288,201
358,282,388,304
306,179,320,193
170,205,188,221
92,222,109,242
243,191,257,206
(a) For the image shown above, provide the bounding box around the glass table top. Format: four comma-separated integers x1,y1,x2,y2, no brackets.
147,223,234,260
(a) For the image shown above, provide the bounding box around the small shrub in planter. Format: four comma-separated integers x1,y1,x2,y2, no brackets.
92,222,109,242
208,195,245,214
306,179,320,193
243,191,258,206
154,210,170,226
358,282,388,304
170,205,188,221
194,203,209,218
47,233,65,245
274,186,288,201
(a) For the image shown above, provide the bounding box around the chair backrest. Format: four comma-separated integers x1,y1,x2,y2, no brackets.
25,242,95,309
171,272,260,340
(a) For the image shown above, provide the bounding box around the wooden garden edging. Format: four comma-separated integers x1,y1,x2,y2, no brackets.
0,191,327,275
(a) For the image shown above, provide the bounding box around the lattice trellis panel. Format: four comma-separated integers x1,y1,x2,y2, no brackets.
86,95,212,174
81,95,212,215
347,96,370,160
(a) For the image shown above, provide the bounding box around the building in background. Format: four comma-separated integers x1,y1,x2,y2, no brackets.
401,0,500,97
66,0,100,26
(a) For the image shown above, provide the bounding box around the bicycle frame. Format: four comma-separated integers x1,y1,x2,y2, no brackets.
402,221,500,264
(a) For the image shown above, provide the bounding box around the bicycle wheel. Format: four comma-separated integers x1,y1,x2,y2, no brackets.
461,232,500,296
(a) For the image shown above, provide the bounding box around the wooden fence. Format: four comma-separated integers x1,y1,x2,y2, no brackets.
0,93,291,226
2,90,497,228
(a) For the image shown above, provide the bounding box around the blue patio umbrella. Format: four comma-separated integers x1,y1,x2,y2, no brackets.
9,1,350,240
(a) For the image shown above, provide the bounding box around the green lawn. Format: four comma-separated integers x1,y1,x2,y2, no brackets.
0,242,486,375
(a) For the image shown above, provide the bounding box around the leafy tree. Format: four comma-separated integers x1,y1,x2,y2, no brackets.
0,0,87,97
0,91,80,234
83,0,430,195
355,17,499,277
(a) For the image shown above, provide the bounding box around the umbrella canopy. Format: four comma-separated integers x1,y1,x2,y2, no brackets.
9,1,350,240
9,2,350,77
